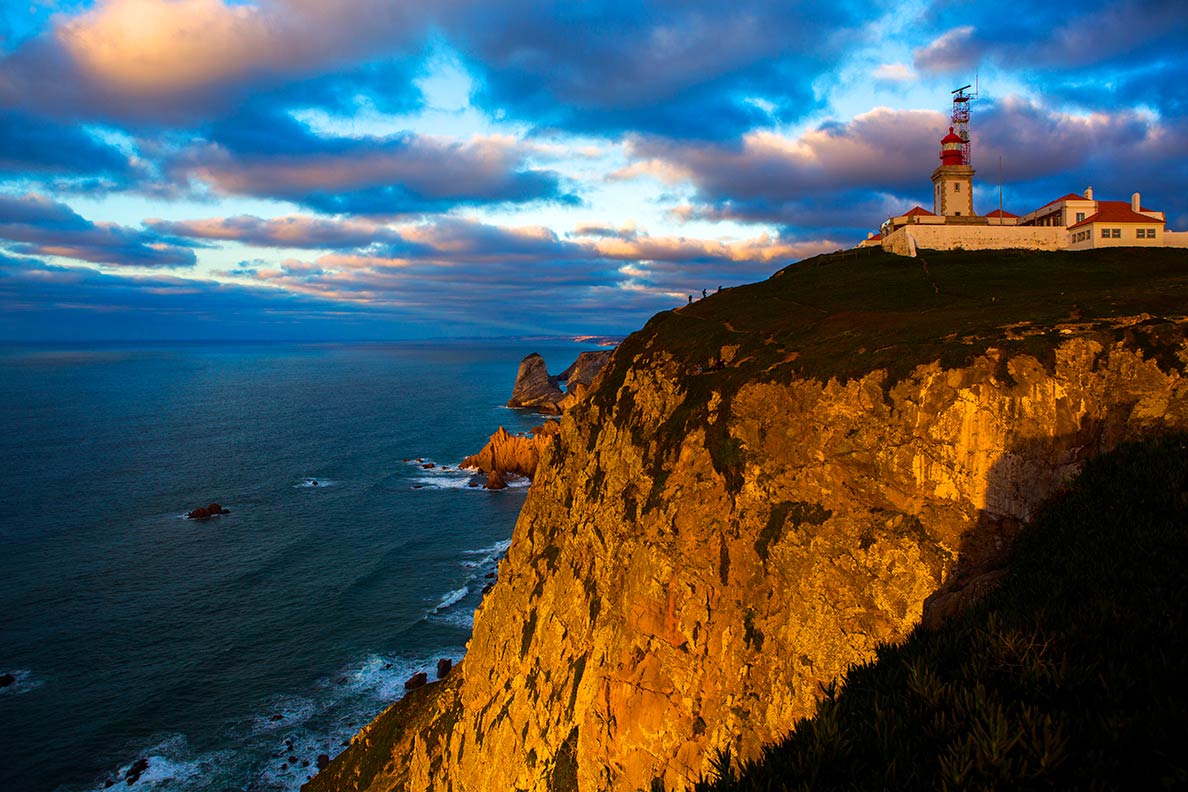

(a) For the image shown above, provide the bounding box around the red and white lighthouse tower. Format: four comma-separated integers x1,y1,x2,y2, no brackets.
931,85,977,217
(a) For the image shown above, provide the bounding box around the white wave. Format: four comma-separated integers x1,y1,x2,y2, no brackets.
463,538,512,556
250,695,317,734
409,472,483,491
432,609,477,629
0,669,42,696
434,586,469,612
295,478,334,489
90,735,232,791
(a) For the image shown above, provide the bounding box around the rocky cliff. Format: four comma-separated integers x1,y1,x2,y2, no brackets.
461,423,560,489
307,247,1188,792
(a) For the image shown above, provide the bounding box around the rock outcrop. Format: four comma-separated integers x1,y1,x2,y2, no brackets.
307,249,1188,792
508,350,615,414
461,423,560,488
186,502,229,520
507,353,566,413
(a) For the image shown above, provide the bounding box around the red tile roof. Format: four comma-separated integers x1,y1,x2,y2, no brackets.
902,206,935,217
984,209,1018,218
1068,201,1166,230
1036,193,1090,210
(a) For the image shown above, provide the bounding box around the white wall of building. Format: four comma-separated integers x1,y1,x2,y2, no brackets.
882,225,1066,256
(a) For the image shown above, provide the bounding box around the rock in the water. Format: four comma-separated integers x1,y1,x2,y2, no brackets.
404,672,428,690
0,672,15,688
507,353,565,412
484,470,508,490
125,757,149,785
462,423,559,485
187,502,228,519
436,658,453,679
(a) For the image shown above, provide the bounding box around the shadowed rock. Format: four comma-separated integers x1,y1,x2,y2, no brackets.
507,353,564,413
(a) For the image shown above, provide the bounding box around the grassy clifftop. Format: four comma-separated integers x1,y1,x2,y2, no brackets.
683,434,1188,790
602,246,1188,391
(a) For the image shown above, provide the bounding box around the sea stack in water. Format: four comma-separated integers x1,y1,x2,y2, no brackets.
506,353,565,413
506,349,613,414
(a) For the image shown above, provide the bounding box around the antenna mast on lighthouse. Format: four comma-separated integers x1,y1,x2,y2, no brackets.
950,83,975,165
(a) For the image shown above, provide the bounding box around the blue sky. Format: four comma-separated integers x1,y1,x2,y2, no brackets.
2,0,1186,340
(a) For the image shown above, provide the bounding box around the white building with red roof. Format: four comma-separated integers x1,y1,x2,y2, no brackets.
871,116,1188,256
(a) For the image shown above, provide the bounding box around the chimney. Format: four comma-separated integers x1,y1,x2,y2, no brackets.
1132,192,1141,212
867,232,875,240
1084,186,1093,200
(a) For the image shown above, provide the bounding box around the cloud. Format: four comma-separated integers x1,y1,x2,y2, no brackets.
443,0,871,139
913,26,980,75
912,1,1188,119
873,63,917,82
0,193,196,267
626,108,946,231
169,113,576,214
146,215,407,250
0,111,134,178
0,252,452,340
219,217,834,329
624,97,1188,235
0,1,426,124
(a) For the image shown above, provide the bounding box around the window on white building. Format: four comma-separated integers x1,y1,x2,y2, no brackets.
1137,229,1147,239
1076,212,1086,222
954,183,960,192
1101,228,1109,238
1111,229,1122,238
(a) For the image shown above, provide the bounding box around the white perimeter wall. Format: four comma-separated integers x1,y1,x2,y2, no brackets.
1164,230,1188,248
883,225,1067,256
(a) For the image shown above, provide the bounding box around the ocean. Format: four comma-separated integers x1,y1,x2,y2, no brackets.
0,340,595,791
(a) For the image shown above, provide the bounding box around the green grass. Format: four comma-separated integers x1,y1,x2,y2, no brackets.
586,247,1188,495
674,435,1188,791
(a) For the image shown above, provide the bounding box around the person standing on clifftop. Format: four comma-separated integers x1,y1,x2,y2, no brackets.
702,288,707,298
688,295,693,304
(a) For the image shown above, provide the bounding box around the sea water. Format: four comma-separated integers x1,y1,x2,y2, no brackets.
0,340,595,791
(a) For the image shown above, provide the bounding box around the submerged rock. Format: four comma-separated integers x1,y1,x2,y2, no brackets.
0,672,15,688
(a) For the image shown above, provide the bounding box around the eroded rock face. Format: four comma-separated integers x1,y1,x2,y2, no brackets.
508,353,566,413
461,423,559,487
307,326,1188,792
557,350,613,389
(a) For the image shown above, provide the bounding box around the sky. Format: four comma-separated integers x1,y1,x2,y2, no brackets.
1,0,1186,341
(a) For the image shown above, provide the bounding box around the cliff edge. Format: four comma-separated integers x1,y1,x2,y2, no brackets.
307,246,1188,791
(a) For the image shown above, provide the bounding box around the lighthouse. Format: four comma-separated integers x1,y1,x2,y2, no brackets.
931,126,975,217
